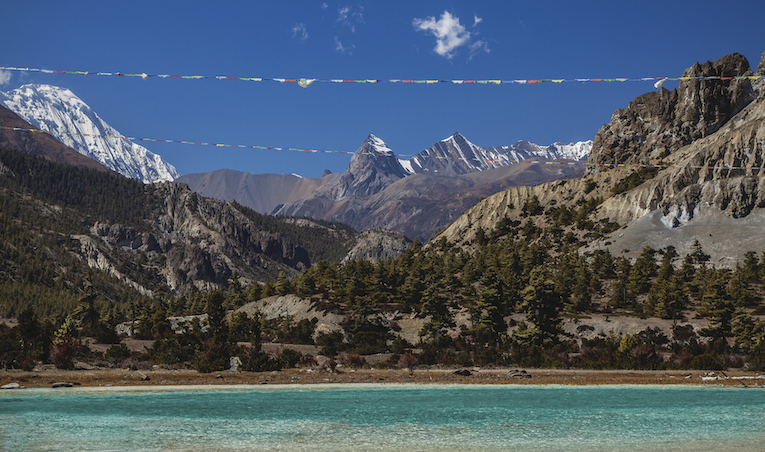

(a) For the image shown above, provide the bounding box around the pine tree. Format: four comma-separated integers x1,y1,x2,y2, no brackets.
698,271,735,345
471,267,508,347
418,285,455,343
520,266,563,346
627,246,658,299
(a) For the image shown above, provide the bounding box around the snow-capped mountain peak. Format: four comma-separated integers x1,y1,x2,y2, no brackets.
1,84,179,183
366,134,395,156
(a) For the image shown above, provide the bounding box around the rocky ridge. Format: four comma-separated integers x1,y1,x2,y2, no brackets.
78,182,314,293
0,104,110,172
589,53,756,167
438,51,765,265
341,228,412,263
74,181,411,294
176,170,326,215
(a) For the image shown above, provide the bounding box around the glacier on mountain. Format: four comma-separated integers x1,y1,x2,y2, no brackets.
1,84,179,183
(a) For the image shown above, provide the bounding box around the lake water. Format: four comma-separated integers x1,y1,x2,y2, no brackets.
1,384,764,451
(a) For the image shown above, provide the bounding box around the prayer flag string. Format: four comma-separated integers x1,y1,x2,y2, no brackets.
3,125,765,173
1,66,762,87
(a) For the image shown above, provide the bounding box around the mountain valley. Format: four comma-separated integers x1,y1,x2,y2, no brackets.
2,51,765,376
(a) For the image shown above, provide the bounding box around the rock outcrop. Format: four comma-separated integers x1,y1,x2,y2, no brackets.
589,53,756,166
342,229,412,263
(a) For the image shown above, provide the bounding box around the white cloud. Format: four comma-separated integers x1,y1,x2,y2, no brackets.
322,2,328,9
413,11,490,61
338,6,351,21
469,40,490,61
337,5,363,32
292,22,309,41
0,70,11,86
413,11,472,60
334,36,354,55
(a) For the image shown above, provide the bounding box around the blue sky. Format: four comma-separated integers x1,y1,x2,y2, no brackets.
1,1,764,178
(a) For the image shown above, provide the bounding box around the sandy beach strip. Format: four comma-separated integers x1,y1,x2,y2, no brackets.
1,367,763,389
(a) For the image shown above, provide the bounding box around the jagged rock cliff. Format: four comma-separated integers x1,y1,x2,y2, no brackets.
439,51,765,265
590,52,765,224
589,53,756,167
81,182,314,293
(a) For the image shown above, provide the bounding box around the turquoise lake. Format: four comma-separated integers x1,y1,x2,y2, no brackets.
1,384,764,451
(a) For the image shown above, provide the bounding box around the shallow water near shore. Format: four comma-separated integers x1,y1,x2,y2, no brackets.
2,384,764,451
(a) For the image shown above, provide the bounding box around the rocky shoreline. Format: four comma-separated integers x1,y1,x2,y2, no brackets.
2,367,763,389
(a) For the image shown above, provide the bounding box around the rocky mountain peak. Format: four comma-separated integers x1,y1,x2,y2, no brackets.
588,52,757,167
444,131,470,146
338,134,408,197
683,52,752,79
409,131,487,175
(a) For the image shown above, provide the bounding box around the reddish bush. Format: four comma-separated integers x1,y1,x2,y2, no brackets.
343,353,365,368
20,356,36,371
299,354,318,367
398,352,419,372
50,338,79,369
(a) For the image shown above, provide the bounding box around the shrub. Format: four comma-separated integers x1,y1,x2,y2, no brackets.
20,356,36,371
343,353,365,368
689,353,724,370
193,339,231,373
316,331,344,357
240,348,283,372
93,322,121,344
280,348,303,368
105,343,132,362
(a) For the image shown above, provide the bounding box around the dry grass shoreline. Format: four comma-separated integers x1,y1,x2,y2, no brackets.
2,367,763,389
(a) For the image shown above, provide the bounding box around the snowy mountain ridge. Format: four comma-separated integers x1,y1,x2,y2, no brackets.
0,84,589,184
400,132,591,176
1,84,179,183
